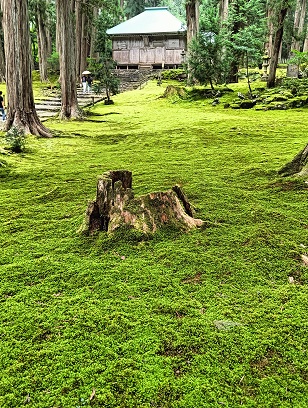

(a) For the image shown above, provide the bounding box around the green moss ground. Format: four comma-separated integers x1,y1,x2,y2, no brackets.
0,80,307,407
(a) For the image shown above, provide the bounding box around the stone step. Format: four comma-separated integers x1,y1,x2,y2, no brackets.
35,96,61,102
35,104,59,111
36,100,62,106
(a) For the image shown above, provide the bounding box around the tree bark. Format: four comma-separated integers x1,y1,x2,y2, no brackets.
267,6,288,88
1,0,52,136
81,170,203,235
219,0,229,22
36,2,50,82
56,0,81,119
75,0,94,80
0,32,5,82
278,144,308,176
75,0,82,80
287,0,307,77
186,0,199,45
265,3,274,57
80,9,90,77
228,2,243,83
291,0,307,51
90,7,99,60
303,30,308,52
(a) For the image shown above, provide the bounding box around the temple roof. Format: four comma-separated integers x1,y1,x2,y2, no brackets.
106,7,186,36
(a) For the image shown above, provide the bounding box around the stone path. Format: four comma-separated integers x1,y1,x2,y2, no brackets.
35,92,105,121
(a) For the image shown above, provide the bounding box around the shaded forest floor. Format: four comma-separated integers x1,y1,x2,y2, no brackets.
0,80,307,407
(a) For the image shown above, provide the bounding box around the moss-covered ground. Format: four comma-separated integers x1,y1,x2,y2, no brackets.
0,79,307,407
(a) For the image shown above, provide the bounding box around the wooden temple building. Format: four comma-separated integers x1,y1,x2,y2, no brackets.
106,7,187,70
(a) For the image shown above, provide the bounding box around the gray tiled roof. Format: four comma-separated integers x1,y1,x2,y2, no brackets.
106,7,186,35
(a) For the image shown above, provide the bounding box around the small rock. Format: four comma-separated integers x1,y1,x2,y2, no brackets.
301,254,308,266
214,320,243,330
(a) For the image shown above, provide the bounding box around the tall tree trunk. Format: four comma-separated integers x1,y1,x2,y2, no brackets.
56,0,80,119
303,30,308,52
75,0,83,80
219,0,229,22
90,7,99,60
0,29,6,82
291,0,307,51
36,3,49,82
287,0,307,76
75,0,92,80
186,0,199,83
228,2,243,83
267,6,288,88
186,0,199,45
80,9,90,77
1,0,51,136
265,4,274,57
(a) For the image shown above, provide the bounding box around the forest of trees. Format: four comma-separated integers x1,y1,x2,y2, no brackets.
1,0,308,135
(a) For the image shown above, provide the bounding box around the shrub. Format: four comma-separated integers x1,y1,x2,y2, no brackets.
5,127,26,153
161,69,186,81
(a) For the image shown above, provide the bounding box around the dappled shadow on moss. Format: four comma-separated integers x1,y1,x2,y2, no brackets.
84,224,204,255
0,159,11,178
268,179,308,192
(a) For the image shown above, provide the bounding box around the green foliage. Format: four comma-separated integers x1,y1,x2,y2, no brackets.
88,5,121,101
227,0,266,91
124,0,163,18
289,50,308,77
89,57,120,102
161,69,186,80
47,51,60,74
5,127,26,153
188,31,229,89
188,1,230,88
0,80,308,407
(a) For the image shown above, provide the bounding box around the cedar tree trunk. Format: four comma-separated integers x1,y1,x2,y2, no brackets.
75,0,92,80
287,0,307,77
220,0,229,22
36,3,49,82
186,0,199,45
75,0,83,80
267,6,288,88
1,0,52,136
278,144,308,176
90,7,99,60
0,35,5,82
265,4,274,58
56,0,80,119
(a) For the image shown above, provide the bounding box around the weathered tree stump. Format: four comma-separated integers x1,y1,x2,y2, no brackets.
81,170,203,235
278,143,308,176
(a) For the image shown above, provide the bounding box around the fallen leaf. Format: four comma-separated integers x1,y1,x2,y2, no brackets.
288,276,295,284
53,293,62,297
24,394,30,404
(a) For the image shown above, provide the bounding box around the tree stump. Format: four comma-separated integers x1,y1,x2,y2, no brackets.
278,143,308,176
81,170,203,235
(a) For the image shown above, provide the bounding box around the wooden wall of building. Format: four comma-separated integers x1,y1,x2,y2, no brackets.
112,35,186,67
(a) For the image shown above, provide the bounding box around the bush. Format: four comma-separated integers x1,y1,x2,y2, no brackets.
161,69,186,81
5,127,26,153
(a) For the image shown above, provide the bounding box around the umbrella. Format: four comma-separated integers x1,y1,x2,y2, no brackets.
82,70,91,75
